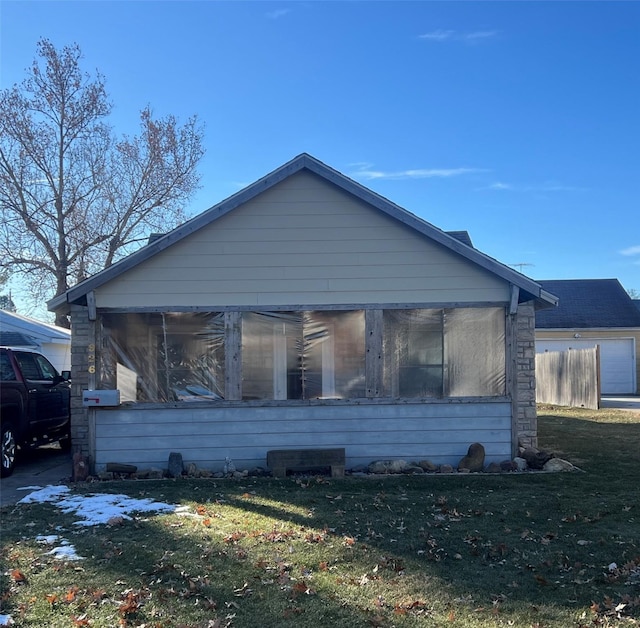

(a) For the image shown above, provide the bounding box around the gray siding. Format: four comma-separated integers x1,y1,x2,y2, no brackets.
93,400,512,473
94,171,509,309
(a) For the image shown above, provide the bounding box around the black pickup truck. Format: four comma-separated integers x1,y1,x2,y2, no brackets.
0,347,71,477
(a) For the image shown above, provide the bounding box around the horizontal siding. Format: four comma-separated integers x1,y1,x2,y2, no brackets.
93,400,512,473
95,171,509,309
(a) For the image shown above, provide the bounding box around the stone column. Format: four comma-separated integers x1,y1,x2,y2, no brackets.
515,302,537,449
69,304,93,463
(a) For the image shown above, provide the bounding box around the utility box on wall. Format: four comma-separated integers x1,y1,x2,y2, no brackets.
82,390,120,407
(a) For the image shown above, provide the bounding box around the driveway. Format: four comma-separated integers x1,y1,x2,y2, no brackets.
600,395,640,412
0,444,71,508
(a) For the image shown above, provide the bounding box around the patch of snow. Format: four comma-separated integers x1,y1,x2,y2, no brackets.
46,541,84,561
18,485,71,504
18,485,175,526
16,485,44,491
36,534,60,544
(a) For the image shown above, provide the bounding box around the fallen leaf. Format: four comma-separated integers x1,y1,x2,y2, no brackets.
11,569,26,583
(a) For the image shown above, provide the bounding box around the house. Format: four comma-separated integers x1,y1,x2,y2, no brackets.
0,310,71,372
48,154,557,474
535,279,640,395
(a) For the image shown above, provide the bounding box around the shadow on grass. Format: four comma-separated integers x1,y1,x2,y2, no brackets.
2,409,639,626
3,469,639,627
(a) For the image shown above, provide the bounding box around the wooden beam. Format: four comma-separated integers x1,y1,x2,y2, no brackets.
365,309,383,397
509,285,520,315
225,311,242,400
87,291,97,321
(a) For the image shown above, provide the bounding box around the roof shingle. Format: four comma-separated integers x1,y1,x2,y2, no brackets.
535,279,640,329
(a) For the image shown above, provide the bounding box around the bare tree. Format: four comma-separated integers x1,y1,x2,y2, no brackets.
0,39,204,326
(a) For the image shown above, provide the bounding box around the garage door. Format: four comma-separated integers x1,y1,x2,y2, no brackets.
536,338,636,394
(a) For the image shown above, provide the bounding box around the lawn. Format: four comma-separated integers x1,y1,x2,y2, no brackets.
1,406,639,627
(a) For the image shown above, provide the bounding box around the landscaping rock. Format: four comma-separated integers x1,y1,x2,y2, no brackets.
167,452,184,478
185,462,198,477
73,452,90,482
484,462,502,473
439,464,455,474
223,457,236,475
417,459,438,472
543,458,579,473
513,457,527,471
458,442,485,472
521,447,553,470
368,460,392,474
403,465,425,474
500,460,518,472
389,460,409,473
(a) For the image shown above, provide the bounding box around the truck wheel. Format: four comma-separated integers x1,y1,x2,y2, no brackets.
1,423,17,477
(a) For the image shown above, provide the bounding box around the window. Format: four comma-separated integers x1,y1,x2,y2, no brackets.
241,311,365,400
99,307,504,403
0,353,16,381
12,351,57,380
383,310,444,397
101,312,225,402
383,308,505,398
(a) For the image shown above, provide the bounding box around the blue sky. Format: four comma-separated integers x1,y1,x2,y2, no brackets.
1,0,639,311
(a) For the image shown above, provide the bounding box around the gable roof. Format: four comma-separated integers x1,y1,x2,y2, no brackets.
0,310,71,344
535,279,640,329
48,153,556,312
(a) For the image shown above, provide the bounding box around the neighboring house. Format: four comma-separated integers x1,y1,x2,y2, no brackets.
535,279,640,395
0,310,71,373
48,154,557,474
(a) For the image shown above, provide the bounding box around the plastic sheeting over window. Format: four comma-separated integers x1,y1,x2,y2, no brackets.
383,308,505,398
445,308,505,397
101,312,225,402
241,311,365,400
98,307,504,403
